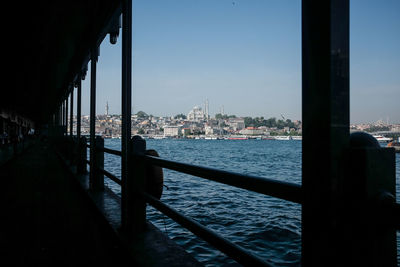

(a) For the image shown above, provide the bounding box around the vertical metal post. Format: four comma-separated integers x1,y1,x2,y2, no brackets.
78,136,87,174
128,136,146,233
76,78,84,173
63,100,66,135
77,78,82,140
61,101,64,133
70,89,74,137
93,136,104,190
121,0,132,231
55,106,60,128
90,48,98,190
347,136,397,266
65,97,68,136
302,0,349,265
60,102,62,128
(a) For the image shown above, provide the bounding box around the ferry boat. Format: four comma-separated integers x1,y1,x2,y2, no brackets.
227,136,248,140
261,136,275,140
274,136,291,140
153,135,166,140
292,136,302,141
372,135,392,142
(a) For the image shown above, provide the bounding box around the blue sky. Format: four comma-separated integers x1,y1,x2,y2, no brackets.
79,0,400,123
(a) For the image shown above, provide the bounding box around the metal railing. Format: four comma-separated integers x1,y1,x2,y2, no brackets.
79,136,301,266
75,135,399,266
141,154,302,204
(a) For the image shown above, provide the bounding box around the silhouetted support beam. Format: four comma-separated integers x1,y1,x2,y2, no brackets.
129,136,146,233
90,48,98,190
78,136,87,174
62,100,66,135
347,135,397,266
56,105,60,128
301,0,349,265
65,97,68,135
75,78,84,174
121,0,132,233
93,136,104,190
60,100,65,130
70,89,74,137
77,79,82,139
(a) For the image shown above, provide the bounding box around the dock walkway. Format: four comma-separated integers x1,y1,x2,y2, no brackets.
0,141,134,265
0,140,202,266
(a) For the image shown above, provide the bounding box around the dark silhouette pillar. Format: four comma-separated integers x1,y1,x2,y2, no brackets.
77,78,82,140
70,89,74,137
90,48,98,190
302,0,349,265
65,97,68,136
121,0,133,232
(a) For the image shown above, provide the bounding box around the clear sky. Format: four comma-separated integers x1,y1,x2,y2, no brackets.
79,0,400,124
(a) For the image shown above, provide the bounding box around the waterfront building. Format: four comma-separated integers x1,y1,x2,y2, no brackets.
227,118,245,131
163,126,181,137
205,125,214,136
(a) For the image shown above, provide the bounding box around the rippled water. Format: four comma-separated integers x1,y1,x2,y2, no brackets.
101,139,400,266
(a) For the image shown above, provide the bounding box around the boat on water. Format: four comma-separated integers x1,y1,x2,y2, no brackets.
261,137,275,140
274,136,291,140
373,135,392,142
291,136,302,141
387,141,400,153
227,135,248,140
153,135,166,140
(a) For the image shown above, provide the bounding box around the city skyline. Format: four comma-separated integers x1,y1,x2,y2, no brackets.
75,0,399,123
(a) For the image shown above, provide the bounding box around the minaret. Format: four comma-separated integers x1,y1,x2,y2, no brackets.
206,99,209,121
105,101,109,116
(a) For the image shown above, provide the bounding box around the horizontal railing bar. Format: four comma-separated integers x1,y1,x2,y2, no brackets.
143,192,272,267
98,147,122,156
84,159,90,165
97,166,122,185
104,186,121,204
141,155,302,204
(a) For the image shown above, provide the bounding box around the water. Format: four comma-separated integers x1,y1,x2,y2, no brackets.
101,139,400,266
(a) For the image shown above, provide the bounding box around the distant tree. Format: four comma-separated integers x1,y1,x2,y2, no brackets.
215,113,224,120
136,111,148,118
285,119,295,129
244,117,254,127
276,119,285,129
216,113,236,120
138,128,145,134
268,117,277,127
174,113,187,120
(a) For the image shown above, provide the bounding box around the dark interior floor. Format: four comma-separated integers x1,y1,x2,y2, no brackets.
0,141,135,266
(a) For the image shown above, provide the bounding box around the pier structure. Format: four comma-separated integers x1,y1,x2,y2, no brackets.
1,0,399,266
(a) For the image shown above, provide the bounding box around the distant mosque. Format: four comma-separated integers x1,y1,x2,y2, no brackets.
187,100,209,122
187,106,205,121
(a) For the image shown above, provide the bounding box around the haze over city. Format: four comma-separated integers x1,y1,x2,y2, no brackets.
76,0,399,123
